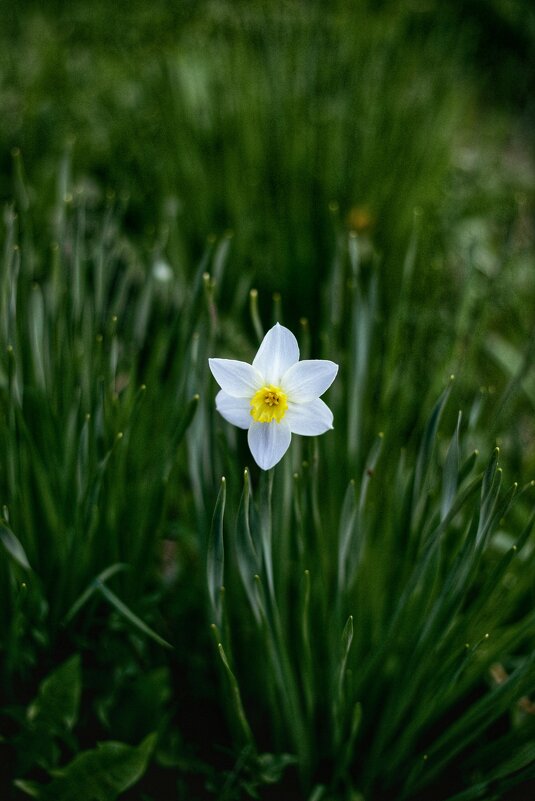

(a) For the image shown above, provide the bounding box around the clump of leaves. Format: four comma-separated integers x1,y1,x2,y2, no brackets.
3,655,155,801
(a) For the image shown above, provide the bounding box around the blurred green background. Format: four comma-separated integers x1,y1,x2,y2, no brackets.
1,0,533,304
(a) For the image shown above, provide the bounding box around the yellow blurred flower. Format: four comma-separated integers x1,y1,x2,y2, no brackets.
347,205,375,233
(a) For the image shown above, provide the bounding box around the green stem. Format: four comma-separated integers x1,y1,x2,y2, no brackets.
260,469,275,603
259,468,311,785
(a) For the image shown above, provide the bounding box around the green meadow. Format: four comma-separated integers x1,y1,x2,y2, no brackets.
1,1,534,799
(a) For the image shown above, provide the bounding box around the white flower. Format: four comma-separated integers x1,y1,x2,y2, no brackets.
209,323,338,470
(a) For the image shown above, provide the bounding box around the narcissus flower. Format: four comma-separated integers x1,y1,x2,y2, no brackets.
209,323,338,470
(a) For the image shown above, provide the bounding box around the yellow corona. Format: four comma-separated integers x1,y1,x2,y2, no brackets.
250,385,288,424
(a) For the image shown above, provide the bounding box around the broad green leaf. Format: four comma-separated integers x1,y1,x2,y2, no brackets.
32,733,156,801
27,654,81,733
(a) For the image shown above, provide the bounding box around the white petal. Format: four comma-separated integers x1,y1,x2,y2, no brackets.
285,398,333,436
282,360,338,402
215,391,252,430
209,358,262,398
252,323,299,384
248,421,291,470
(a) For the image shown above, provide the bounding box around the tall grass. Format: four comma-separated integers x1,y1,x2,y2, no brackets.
206,229,535,800
0,149,534,799
0,1,534,799
0,158,211,676
0,0,468,316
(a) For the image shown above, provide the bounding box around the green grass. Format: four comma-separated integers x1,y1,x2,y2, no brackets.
205,238,535,799
1,183,534,799
0,0,469,313
0,1,535,799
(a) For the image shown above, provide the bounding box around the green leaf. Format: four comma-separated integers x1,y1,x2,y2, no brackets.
339,615,354,692
458,449,479,484
337,480,357,591
27,654,81,733
413,378,453,513
0,521,31,571
164,393,200,480
235,468,261,620
13,780,42,798
104,668,171,743
15,656,82,774
337,434,384,593
28,734,156,801
207,476,226,625
359,432,384,515
216,641,254,747
338,702,363,779
96,581,172,650
442,780,498,801
335,615,355,741
256,752,297,784
485,740,535,783
486,333,535,409
29,283,47,390
441,411,461,521
62,563,129,624
406,652,535,796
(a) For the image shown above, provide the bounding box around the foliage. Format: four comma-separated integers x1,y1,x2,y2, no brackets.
0,1,534,799
205,241,535,800
3,654,154,801
0,0,468,315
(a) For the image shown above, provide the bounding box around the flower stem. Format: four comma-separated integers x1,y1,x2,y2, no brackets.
259,468,275,601
259,468,311,784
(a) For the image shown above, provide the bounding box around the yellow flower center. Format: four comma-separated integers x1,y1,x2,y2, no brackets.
250,385,288,424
